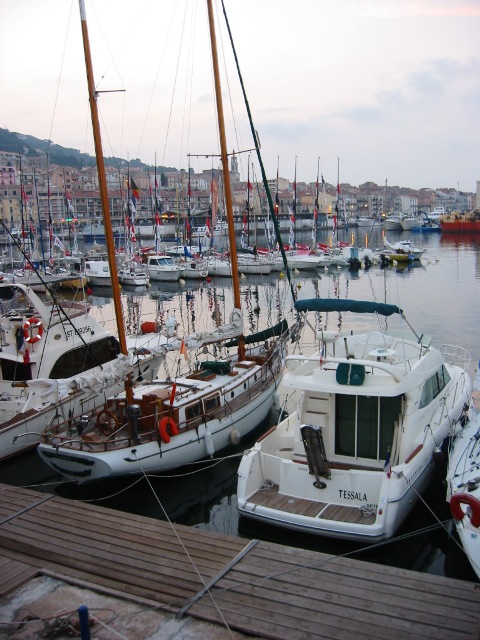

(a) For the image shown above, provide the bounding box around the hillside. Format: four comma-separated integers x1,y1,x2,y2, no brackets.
0,127,176,173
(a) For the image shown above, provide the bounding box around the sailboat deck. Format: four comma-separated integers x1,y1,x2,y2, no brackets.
249,483,377,525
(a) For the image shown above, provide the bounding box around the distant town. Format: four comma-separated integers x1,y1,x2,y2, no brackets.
0,145,478,238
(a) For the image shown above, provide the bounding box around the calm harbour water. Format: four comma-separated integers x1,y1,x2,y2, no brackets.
1,226,479,582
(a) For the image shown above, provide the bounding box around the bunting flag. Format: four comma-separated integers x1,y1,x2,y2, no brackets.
210,174,218,230
384,449,391,478
288,206,295,247
180,340,188,361
65,191,74,214
247,180,253,191
130,177,140,201
169,382,177,406
54,235,65,251
274,192,280,215
21,187,28,202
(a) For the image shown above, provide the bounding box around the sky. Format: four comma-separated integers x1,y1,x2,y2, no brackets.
2,0,480,191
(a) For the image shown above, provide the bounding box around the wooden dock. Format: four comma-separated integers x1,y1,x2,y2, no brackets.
0,483,479,640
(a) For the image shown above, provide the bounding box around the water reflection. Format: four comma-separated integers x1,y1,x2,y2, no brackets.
1,228,480,582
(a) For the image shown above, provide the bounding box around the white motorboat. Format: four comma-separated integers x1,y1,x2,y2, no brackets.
237,254,272,275
146,255,181,282
117,263,150,286
178,259,208,279
384,215,402,231
287,252,332,271
0,283,168,460
447,364,480,580
84,259,111,286
427,206,445,223
400,214,418,231
356,217,376,228
380,238,426,263
206,256,232,277
237,298,473,542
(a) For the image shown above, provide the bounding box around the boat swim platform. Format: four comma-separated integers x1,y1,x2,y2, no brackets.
0,483,479,640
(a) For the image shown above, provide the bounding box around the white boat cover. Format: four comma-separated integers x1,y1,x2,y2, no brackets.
27,353,133,403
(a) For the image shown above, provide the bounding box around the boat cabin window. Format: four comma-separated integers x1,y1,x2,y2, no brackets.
335,394,403,461
418,365,451,409
49,336,120,379
0,357,32,381
186,402,203,421
204,395,220,413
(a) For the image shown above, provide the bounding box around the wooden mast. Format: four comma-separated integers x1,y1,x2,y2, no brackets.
206,0,245,361
78,0,134,404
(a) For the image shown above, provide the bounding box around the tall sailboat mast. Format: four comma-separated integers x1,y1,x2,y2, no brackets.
78,0,133,402
206,0,245,360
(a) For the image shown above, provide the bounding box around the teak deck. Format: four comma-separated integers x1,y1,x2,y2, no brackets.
0,483,479,640
249,482,377,524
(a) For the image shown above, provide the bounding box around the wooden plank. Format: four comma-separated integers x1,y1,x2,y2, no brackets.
0,483,479,640
0,555,39,596
249,483,327,516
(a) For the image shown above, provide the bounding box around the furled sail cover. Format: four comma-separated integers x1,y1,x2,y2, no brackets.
295,299,402,317
27,353,133,402
152,307,244,354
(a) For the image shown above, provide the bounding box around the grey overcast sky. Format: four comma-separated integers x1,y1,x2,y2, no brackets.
2,0,479,191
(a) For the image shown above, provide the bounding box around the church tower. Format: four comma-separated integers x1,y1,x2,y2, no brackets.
230,151,239,183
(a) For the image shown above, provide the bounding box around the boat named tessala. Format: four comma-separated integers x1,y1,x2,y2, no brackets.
237,298,473,542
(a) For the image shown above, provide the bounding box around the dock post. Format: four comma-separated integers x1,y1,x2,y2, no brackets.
77,605,91,640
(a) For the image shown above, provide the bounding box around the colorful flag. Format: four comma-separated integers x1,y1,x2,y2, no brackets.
130,177,140,201
169,382,177,406
180,340,188,361
54,235,65,251
384,449,391,478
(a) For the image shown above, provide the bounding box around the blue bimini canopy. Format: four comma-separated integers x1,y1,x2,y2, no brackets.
294,298,402,317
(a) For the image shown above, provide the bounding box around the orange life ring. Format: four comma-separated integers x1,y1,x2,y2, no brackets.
23,317,44,344
158,416,179,444
450,492,480,528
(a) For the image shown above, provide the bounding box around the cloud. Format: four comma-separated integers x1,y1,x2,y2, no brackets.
357,1,480,18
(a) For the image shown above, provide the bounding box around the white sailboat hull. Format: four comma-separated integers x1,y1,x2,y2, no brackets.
447,412,480,579
38,341,287,483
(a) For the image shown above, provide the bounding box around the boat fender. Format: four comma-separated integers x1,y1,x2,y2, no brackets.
23,317,44,344
205,428,215,457
158,416,179,444
141,321,159,334
272,391,281,412
230,428,240,446
450,493,480,528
